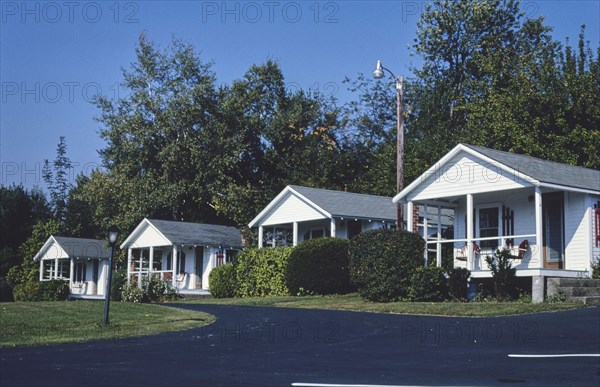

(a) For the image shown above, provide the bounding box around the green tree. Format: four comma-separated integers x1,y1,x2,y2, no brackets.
6,219,62,285
43,136,73,221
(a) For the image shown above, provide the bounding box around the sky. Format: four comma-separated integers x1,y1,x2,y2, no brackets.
1,0,599,190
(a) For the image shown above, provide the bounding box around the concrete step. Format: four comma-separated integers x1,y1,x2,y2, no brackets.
570,297,600,306
548,278,600,288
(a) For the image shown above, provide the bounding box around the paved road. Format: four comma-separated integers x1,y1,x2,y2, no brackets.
1,304,599,386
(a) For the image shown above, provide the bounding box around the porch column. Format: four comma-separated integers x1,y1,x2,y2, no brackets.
127,248,133,284
54,258,59,280
466,193,474,271
292,222,298,246
534,186,543,268
172,245,178,288
39,259,44,281
330,218,336,238
407,201,414,232
436,205,442,267
69,258,74,289
258,226,264,248
423,204,428,266
149,246,154,275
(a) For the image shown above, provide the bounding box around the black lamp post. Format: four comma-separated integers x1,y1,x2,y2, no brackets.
103,224,120,326
373,60,405,230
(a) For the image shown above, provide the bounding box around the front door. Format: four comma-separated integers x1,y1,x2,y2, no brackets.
542,192,565,269
195,247,203,289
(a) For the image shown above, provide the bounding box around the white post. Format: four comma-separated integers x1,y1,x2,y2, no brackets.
172,245,178,288
149,246,154,275
292,222,298,246
39,259,44,281
127,248,133,285
330,218,336,238
436,205,442,267
407,201,414,232
535,186,543,268
423,204,428,265
258,226,264,248
54,258,59,280
69,258,74,289
467,193,474,271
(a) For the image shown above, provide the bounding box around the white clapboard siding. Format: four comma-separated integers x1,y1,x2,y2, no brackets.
408,153,532,202
564,192,589,270
128,223,171,248
261,192,328,226
41,240,69,260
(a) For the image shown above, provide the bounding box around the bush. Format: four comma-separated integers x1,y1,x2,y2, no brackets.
120,276,178,303
485,248,517,301
236,247,293,297
13,280,69,301
110,269,127,301
447,267,471,301
408,266,448,301
591,257,600,279
0,277,14,302
209,264,237,298
286,238,353,296
349,229,424,302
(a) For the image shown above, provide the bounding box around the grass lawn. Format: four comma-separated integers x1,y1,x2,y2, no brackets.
0,300,214,348
185,293,585,317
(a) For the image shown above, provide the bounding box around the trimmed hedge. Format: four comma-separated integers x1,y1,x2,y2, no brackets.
209,264,237,298
236,247,293,297
12,280,69,301
408,266,448,301
286,238,353,296
349,229,424,302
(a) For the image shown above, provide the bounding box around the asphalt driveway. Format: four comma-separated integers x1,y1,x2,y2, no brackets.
1,304,599,386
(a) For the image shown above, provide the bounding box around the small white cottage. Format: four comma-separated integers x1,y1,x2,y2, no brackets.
393,144,600,300
249,185,452,248
120,218,243,293
34,236,111,299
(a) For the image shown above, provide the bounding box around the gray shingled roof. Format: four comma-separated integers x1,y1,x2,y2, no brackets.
147,219,243,248
464,144,600,192
53,236,111,259
289,185,397,220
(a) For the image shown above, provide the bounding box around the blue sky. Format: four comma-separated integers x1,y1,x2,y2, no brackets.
1,0,599,190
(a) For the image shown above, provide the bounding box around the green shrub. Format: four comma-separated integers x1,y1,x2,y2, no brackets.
286,238,353,296
120,276,178,303
349,229,424,302
13,280,69,301
447,267,471,301
409,266,448,301
591,257,600,279
0,277,14,302
110,269,127,301
209,264,237,298
485,248,517,301
236,247,293,297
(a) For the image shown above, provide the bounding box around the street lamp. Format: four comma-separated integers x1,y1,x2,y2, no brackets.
103,224,120,326
373,60,404,230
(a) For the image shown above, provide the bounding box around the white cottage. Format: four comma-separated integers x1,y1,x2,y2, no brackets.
393,144,600,300
120,219,243,293
249,185,451,248
34,236,110,299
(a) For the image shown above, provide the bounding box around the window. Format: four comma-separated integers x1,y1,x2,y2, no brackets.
265,227,293,246
226,249,238,264
347,220,362,239
177,251,186,274
478,206,499,250
74,262,87,282
153,249,163,271
303,228,326,241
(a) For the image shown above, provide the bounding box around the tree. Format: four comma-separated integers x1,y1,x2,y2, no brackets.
43,136,73,222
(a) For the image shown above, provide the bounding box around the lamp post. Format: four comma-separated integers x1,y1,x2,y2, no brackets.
373,60,404,230
103,224,120,326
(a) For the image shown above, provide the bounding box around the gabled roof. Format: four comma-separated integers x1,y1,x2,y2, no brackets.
394,143,600,203
33,236,110,261
120,218,243,249
249,185,396,227
464,144,599,192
